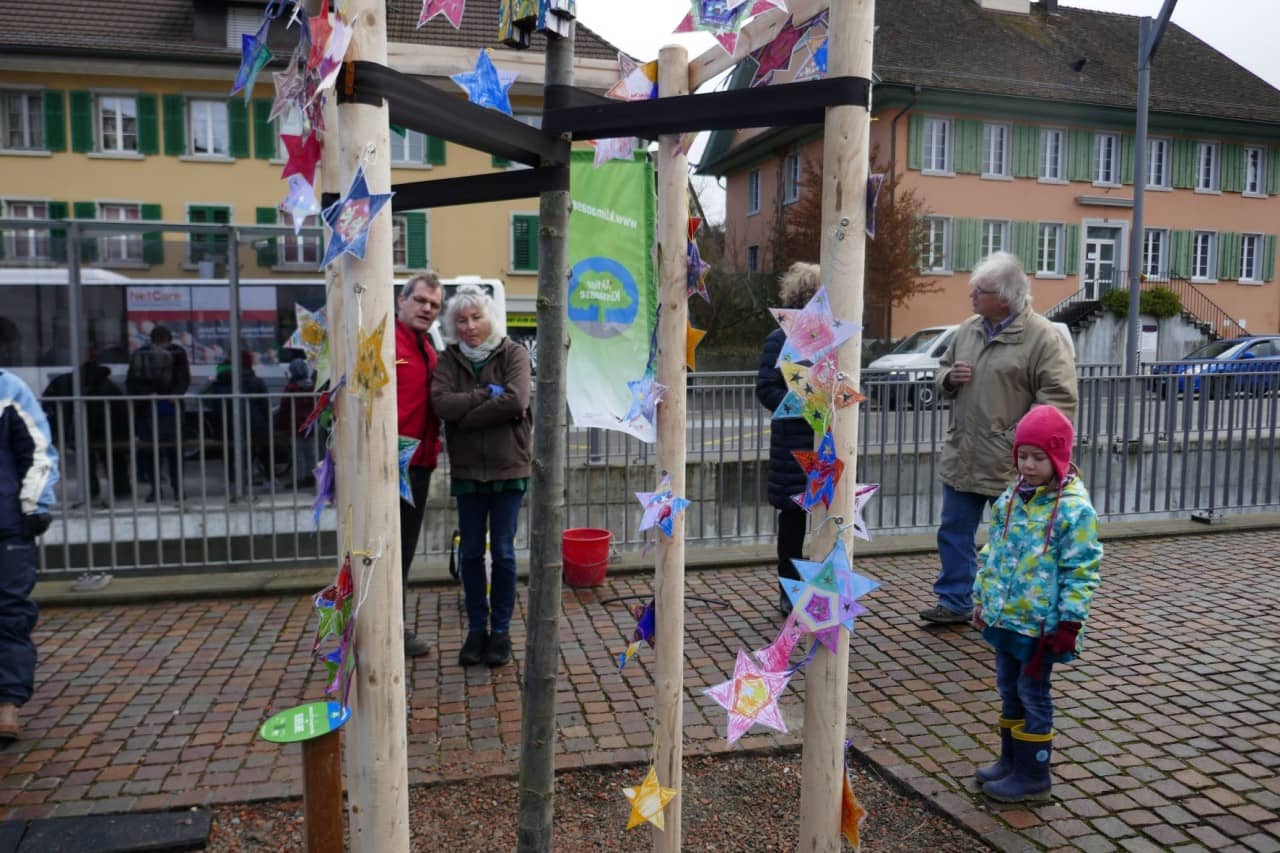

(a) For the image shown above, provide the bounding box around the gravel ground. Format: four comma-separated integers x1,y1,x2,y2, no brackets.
207,750,991,851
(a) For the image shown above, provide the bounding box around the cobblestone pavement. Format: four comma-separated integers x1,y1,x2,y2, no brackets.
2,529,1279,852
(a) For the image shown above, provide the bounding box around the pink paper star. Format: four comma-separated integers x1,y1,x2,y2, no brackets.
770,285,860,365
705,649,792,745
281,133,322,184
417,0,465,29
592,137,636,168
750,16,804,86
607,52,658,101
754,612,804,672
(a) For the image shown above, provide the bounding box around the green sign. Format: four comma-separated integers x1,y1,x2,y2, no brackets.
259,701,350,744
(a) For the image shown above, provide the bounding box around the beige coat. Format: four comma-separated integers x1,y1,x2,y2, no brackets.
936,309,1077,496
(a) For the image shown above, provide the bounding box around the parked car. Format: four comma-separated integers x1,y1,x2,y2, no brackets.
1149,336,1280,398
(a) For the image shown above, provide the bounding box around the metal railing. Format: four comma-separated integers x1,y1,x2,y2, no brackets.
1044,270,1248,341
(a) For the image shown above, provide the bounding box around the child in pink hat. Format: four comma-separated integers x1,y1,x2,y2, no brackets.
971,404,1103,802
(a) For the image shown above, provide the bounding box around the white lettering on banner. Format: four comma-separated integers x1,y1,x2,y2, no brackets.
579,277,624,302
574,201,638,230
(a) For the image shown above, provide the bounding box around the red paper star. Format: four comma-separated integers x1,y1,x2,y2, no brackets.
281,133,322,184
308,0,333,72
687,216,702,242
751,16,805,87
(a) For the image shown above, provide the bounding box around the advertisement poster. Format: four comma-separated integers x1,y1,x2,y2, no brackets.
127,285,277,366
565,149,658,441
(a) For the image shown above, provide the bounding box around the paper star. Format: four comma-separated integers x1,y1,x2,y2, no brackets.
621,373,667,431
687,241,711,303
232,20,274,102
299,375,345,436
754,612,804,672
790,15,829,83
618,599,656,668
849,482,879,541
833,382,865,409
775,352,839,432
269,53,307,123
451,49,516,116
841,771,868,850
320,167,394,268
398,436,421,503
749,0,789,12
750,16,804,86
281,133,322,184
302,74,327,136
674,0,751,53
622,766,678,831
308,0,333,71
353,318,389,425
636,475,691,537
607,52,658,101
286,303,328,357
687,217,702,241
686,320,706,370
312,448,335,528
705,649,792,745
591,136,636,167
418,0,465,29
314,10,355,96
792,429,845,512
784,543,879,651
280,174,321,235
771,285,859,365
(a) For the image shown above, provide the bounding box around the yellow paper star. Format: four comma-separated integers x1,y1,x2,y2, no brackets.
685,320,706,371
841,771,867,850
353,317,389,425
622,766,678,831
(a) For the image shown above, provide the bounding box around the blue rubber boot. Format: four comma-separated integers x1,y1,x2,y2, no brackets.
975,717,1022,784
982,724,1053,802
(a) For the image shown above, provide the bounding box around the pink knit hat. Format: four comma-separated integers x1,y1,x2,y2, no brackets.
1013,405,1074,483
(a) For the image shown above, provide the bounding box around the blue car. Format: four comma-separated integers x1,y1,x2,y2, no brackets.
1149,336,1280,398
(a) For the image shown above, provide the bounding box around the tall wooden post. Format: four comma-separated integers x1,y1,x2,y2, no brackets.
653,43,690,853
798,1,873,850
334,1,410,850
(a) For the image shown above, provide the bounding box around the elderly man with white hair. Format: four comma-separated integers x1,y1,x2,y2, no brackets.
920,252,1078,626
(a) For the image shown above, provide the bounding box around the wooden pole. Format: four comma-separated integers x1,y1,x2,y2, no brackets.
797,0,873,850
302,730,344,853
516,26,575,853
653,43,690,853
335,1,410,850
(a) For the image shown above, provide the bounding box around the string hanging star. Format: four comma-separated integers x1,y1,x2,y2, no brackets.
606,52,658,101
269,49,307,123
791,429,844,512
353,318,390,426
320,167,394,268
417,0,465,29
635,474,690,537
451,49,517,116
617,599,656,669
308,0,333,71
232,19,273,102
286,303,327,360
280,174,320,234
705,648,792,745
622,766,678,831
313,10,355,95
621,373,667,432
687,241,711,303
749,16,804,86
685,320,707,370
281,133,322,184
771,285,859,366
398,437,421,504
783,542,879,652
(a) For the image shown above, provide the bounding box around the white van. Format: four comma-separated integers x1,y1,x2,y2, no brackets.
867,321,1075,408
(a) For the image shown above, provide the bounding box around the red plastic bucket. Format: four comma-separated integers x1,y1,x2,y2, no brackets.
562,528,612,588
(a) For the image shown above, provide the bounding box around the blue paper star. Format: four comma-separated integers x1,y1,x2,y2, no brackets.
450,49,516,116
622,373,667,430
783,543,879,651
636,475,691,537
398,437,421,504
232,20,274,102
320,167,394,268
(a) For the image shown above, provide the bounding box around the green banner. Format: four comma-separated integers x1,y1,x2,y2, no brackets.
566,148,658,441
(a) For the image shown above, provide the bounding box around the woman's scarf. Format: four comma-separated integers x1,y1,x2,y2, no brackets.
460,331,504,364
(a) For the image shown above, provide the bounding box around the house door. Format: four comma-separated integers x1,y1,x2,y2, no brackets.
1083,227,1121,300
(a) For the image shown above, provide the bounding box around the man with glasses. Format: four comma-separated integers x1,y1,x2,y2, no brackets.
920,252,1077,625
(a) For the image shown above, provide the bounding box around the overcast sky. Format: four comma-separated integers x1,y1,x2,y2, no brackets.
574,0,1280,223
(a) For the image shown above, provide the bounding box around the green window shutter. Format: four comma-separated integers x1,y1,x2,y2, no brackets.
1067,129,1091,182
136,93,159,155
907,114,923,171
951,218,979,272
1011,125,1037,178
255,207,278,267
42,90,66,152
1120,134,1135,185
69,90,93,153
1010,221,1036,272
141,203,163,265
73,201,97,263
492,155,511,169
1217,232,1239,280
1218,144,1241,193
252,99,275,160
955,119,982,174
1064,224,1080,275
48,201,68,262
405,211,428,268
1263,235,1276,282
426,136,446,166
1268,148,1280,195
1168,230,1192,278
162,94,186,156
228,99,249,159
1171,139,1195,188
511,214,538,272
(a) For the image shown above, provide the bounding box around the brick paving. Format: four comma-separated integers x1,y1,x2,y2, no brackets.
2,529,1279,851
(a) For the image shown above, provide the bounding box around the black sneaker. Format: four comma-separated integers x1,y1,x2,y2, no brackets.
458,631,488,666
404,631,431,658
485,632,511,667
919,604,971,625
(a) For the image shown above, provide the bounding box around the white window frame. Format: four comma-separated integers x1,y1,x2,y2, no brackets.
921,216,951,273
922,117,953,175
1240,233,1263,283
1195,142,1220,193
782,153,801,204
746,244,760,273
188,98,229,158
3,199,50,260
1147,137,1170,189
1039,127,1065,183
1141,228,1166,279
273,110,304,161
1093,132,1119,186
1,90,45,152
98,202,142,263
1244,146,1266,197
97,94,138,153
389,129,428,166
980,219,1008,259
1191,231,1217,281
392,214,409,270
746,169,760,216
982,123,1011,179
280,215,321,267
1037,223,1064,276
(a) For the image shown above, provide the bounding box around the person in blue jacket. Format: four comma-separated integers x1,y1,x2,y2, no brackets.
0,369,59,742
971,404,1102,803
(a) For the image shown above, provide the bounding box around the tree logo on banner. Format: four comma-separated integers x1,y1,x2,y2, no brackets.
567,256,639,338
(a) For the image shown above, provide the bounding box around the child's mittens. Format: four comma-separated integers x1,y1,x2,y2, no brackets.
971,606,986,630
1047,621,1082,655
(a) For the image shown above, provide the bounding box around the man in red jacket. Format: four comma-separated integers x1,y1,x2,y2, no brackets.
396,272,444,657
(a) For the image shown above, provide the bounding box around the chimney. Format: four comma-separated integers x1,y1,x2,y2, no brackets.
973,0,1031,14
1043,0,1059,13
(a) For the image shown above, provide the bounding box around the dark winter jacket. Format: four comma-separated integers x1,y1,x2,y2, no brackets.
42,363,128,449
431,338,532,482
756,328,814,511
0,370,59,538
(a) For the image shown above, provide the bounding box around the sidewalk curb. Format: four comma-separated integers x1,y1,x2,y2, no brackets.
34,511,1280,608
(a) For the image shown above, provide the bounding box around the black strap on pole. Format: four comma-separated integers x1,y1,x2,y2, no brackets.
389,167,569,210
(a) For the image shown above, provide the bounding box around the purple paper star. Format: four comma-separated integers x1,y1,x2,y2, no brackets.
313,448,335,528
687,241,711,303
622,373,667,431
783,543,879,651
231,20,274,102
704,649,792,745
451,49,517,116
320,167,394,268
636,475,691,537
418,0,465,29
750,16,804,87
